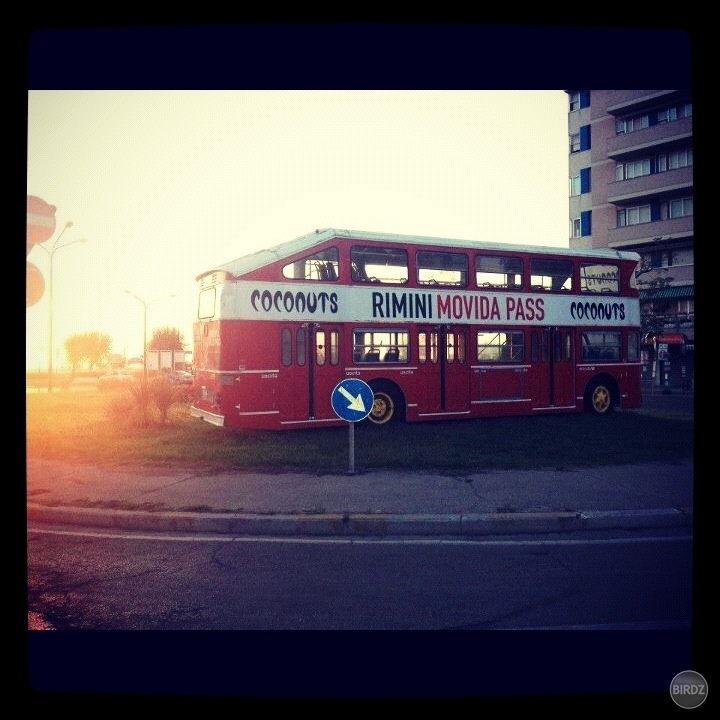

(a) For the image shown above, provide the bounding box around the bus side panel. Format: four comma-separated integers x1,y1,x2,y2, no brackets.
477,366,527,402
222,320,282,429
277,363,309,422
192,320,229,425
621,364,643,409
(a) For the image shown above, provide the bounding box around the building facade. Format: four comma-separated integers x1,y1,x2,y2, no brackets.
566,90,694,390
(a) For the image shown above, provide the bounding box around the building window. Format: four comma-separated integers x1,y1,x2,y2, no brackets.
615,158,651,180
658,197,694,220
669,197,693,218
656,106,678,123
571,217,581,238
656,148,693,172
615,149,692,179
618,102,691,135
570,168,591,195
570,174,581,196
644,250,663,269
616,114,649,134
657,103,692,123
568,90,590,111
671,247,694,265
571,126,591,152
677,299,694,315
617,205,651,227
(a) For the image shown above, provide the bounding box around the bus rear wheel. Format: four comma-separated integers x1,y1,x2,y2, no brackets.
367,388,400,425
586,380,615,414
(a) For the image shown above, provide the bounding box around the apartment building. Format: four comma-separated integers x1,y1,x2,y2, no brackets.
566,90,694,390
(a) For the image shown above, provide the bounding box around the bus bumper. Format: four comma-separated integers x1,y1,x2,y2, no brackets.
190,405,225,427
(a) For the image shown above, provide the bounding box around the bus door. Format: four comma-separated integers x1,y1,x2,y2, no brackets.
309,323,343,419
279,323,343,423
416,325,470,414
530,326,575,408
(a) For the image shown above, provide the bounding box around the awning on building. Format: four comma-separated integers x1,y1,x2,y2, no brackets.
656,333,686,345
638,285,694,301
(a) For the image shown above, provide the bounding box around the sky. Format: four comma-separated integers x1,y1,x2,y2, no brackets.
26,89,570,369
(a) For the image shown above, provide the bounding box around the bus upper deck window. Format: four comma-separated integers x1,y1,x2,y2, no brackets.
530,258,573,292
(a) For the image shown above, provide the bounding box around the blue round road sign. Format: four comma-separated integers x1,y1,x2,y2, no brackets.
331,379,374,422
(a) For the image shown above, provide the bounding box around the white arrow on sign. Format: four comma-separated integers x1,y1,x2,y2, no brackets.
338,385,367,413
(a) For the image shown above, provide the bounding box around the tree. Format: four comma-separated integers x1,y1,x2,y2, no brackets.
148,326,185,352
64,331,112,372
634,250,674,338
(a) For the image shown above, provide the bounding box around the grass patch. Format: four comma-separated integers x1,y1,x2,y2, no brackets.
26,389,694,473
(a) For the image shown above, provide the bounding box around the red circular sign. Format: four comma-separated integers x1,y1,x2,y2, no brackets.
26,261,45,307
27,195,56,246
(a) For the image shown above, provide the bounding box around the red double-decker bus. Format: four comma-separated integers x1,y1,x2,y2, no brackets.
191,229,642,430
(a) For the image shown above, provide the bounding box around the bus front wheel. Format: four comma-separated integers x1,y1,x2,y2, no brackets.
368,388,400,425
586,380,615,414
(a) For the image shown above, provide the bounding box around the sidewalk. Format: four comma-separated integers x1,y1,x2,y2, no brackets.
26,456,694,537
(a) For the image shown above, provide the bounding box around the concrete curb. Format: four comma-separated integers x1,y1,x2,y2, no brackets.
27,503,693,537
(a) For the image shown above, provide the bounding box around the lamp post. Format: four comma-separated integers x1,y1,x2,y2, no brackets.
32,221,87,392
125,290,149,385
125,291,176,384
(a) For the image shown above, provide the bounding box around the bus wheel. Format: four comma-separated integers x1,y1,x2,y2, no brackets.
368,389,399,425
586,381,614,414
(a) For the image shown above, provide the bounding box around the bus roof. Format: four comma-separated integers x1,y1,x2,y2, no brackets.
197,228,641,281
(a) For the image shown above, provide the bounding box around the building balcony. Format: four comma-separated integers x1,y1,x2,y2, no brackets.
606,116,693,159
604,90,681,115
607,216,694,248
607,166,693,204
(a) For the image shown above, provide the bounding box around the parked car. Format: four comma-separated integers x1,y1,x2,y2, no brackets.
167,370,193,385
97,370,135,390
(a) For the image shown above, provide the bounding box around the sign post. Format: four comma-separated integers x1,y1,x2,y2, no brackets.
331,378,374,473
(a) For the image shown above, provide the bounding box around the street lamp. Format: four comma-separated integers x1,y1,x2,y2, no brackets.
32,221,87,392
124,291,176,384
125,290,149,385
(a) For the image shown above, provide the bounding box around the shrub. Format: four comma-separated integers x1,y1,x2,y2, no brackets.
105,389,142,427
150,376,182,424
